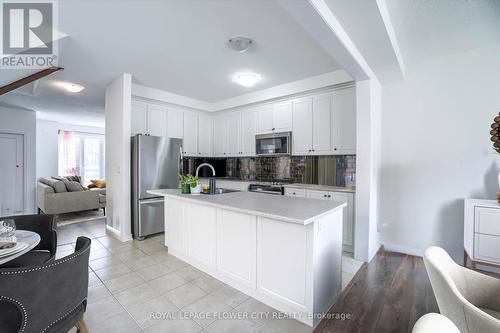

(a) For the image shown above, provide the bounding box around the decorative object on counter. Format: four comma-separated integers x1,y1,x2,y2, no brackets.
190,177,201,195
179,174,197,194
491,112,500,189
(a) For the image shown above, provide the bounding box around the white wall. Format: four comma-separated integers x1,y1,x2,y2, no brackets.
379,44,500,261
0,106,37,214
105,73,132,241
36,119,104,179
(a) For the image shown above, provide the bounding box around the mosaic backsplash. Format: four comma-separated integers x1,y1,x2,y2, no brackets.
185,155,356,187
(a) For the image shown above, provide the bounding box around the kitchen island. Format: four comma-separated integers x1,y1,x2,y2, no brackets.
147,189,346,327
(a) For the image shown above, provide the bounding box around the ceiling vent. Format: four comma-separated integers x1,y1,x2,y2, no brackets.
227,37,254,53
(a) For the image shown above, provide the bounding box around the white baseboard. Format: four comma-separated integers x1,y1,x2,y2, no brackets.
382,242,423,257
105,225,132,242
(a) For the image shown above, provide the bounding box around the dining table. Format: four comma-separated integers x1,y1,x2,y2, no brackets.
0,230,41,266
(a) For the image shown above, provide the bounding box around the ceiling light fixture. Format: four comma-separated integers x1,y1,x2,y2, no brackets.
227,36,254,53
233,72,261,87
55,81,85,93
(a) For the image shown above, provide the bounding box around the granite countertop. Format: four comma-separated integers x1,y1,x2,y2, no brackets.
283,183,356,193
147,189,346,225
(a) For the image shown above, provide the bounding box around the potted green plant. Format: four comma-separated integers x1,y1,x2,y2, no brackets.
179,174,192,194
190,175,201,195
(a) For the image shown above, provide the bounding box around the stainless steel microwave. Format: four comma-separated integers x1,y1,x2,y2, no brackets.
255,132,291,156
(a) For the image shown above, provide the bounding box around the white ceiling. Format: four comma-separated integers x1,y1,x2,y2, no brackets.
0,0,340,126
385,0,500,72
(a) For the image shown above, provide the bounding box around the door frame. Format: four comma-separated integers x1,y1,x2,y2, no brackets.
0,131,27,215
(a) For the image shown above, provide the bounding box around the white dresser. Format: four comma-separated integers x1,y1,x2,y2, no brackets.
464,199,500,268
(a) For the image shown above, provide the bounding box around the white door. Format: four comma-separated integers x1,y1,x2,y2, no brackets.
312,94,332,153
273,101,292,132
182,111,198,156
216,209,257,288
147,104,167,137
333,87,356,154
167,108,184,139
241,110,257,156
257,105,274,133
226,112,240,156
198,112,211,156
306,189,330,201
0,133,24,216
131,101,148,136
331,192,354,252
212,114,227,156
292,97,313,155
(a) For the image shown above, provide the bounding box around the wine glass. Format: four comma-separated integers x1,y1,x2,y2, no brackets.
0,219,16,241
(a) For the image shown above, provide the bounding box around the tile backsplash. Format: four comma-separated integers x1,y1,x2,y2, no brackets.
185,155,356,187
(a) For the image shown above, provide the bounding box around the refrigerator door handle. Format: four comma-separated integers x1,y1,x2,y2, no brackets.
139,198,164,205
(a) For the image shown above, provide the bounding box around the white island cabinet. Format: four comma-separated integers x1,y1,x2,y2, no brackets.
148,189,346,327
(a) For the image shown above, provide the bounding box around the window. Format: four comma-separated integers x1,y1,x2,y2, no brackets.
58,130,105,185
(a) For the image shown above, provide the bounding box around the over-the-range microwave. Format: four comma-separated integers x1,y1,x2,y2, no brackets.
255,132,291,156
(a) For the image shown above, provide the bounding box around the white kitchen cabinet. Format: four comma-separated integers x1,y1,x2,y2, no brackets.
241,110,257,156
273,101,292,132
165,198,186,255
305,188,354,252
147,104,168,137
167,108,184,139
186,202,217,269
292,97,313,155
131,101,148,136
182,111,198,156
312,94,332,153
212,113,227,157
332,87,356,154
257,105,274,133
226,111,240,156
198,112,211,156
464,200,500,268
216,209,257,288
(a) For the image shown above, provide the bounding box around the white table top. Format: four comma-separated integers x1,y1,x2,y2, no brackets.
0,230,41,265
148,189,346,225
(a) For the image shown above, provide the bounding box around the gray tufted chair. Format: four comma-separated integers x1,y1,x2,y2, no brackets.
0,236,91,333
0,214,57,269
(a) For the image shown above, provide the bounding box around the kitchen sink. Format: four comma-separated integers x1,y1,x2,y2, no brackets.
202,188,240,195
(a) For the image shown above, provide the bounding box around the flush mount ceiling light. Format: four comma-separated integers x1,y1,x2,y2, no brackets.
233,72,261,87
227,36,254,53
55,81,85,93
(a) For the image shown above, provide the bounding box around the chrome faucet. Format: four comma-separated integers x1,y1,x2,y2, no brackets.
196,163,216,194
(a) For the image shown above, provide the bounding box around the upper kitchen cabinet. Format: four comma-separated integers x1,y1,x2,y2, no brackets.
197,112,212,156
332,86,356,154
257,101,291,134
183,111,198,156
212,113,227,157
166,108,184,139
131,101,148,136
240,109,258,156
226,111,241,156
292,97,313,155
147,104,168,137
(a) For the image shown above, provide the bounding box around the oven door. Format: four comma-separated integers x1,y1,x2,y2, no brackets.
256,132,291,155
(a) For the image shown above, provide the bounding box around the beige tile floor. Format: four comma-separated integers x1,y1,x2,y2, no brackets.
59,228,362,333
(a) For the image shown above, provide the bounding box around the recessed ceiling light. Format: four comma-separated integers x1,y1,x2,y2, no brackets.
55,81,85,93
227,37,254,53
233,73,261,87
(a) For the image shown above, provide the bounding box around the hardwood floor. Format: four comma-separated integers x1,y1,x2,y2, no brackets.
315,247,439,333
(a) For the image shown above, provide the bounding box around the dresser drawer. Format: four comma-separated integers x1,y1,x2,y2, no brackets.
284,188,306,198
474,207,500,236
474,233,500,263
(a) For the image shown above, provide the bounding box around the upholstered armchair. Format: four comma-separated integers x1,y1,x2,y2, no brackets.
412,313,460,333
0,214,57,268
424,246,500,333
0,236,91,333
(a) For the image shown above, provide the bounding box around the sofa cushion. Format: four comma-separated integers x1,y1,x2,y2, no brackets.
39,177,67,193
53,176,84,192
65,175,82,183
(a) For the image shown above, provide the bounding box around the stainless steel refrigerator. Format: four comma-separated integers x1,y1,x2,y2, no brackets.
131,135,182,240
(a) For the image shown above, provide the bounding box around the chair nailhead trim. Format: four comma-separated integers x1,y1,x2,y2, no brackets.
41,298,86,333
0,296,27,332
0,247,89,275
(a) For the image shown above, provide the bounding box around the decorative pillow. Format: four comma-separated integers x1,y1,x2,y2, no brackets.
65,175,82,183
40,177,67,193
87,183,97,189
66,181,84,192
90,179,106,188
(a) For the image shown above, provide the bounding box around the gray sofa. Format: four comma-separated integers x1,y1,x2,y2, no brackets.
37,178,106,215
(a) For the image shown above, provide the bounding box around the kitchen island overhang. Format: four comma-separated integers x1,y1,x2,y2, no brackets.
148,189,346,327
